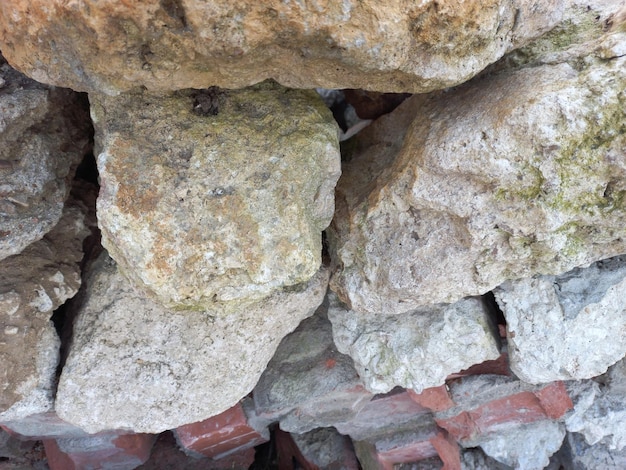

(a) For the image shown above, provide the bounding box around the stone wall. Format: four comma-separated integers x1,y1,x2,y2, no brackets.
1,1,626,469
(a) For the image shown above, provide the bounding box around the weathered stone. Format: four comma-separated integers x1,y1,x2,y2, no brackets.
461,447,511,470
565,358,626,450
93,82,339,311
329,49,626,315
0,57,90,260
560,432,626,470
253,300,372,434
0,1,564,94
478,420,565,470
55,253,328,434
494,255,626,383
0,201,90,424
291,427,360,470
328,294,500,393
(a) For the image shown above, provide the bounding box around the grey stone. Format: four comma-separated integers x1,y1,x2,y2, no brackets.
0,200,90,423
291,427,360,470
93,81,340,311
565,357,626,450
55,253,328,434
253,300,372,434
329,52,626,315
328,294,500,393
478,420,565,470
0,57,91,260
461,448,511,470
560,432,626,470
494,255,626,383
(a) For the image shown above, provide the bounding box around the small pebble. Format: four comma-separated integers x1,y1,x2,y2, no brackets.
4,325,19,335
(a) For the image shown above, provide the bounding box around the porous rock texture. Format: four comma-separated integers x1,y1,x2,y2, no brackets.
0,1,564,94
0,200,90,423
93,81,340,311
330,47,626,315
0,56,90,261
55,252,328,434
328,294,500,393
495,255,626,384
478,420,566,470
565,357,626,451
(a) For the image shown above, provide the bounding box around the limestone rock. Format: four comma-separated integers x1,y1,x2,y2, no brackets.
565,358,626,450
328,294,500,394
561,433,626,470
0,1,563,94
93,82,339,311
0,56,91,260
478,420,566,470
55,253,328,434
494,255,626,383
0,201,90,422
329,52,626,315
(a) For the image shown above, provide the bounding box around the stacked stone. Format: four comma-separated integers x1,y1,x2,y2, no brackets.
0,0,625,469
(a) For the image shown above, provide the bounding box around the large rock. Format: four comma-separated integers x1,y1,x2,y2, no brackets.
0,201,90,423
0,56,91,260
494,255,626,383
0,1,564,94
328,294,500,393
55,253,328,434
93,82,339,311
329,50,626,315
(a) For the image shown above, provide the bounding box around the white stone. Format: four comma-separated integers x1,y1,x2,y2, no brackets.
55,253,328,434
327,294,500,393
495,255,626,383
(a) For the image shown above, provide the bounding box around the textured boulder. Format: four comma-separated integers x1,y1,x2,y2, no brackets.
565,358,626,450
0,56,91,260
330,51,626,315
0,1,564,94
494,255,626,383
328,294,500,394
0,201,90,423
93,82,339,311
55,253,328,434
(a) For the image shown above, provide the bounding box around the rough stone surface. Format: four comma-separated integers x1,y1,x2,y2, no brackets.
0,1,564,94
291,427,360,470
560,432,626,470
0,201,90,423
93,82,339,311
253,300,372,434
329,51,626,315
0,56,90,260
328,294,500,393
495,255,626,384
478,420,565,470
565,357,626,450
55,253,328,434
461,447,512,470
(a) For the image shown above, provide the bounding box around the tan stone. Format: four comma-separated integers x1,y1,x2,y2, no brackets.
0,1,563,94
93,82,339,311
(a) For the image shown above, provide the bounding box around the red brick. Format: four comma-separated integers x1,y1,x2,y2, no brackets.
335,389,430,440
429,430,461,470
43,439,77,470
534,381,573,419
175,403,268,458
44,433,155,470
378,439,439,467
408,385,455,412
436,383,573,442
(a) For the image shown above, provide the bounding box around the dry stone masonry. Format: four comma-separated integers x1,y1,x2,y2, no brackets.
0,0,625,469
